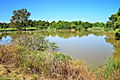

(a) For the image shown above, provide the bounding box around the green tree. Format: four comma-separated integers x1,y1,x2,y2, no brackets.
27,20,33,27
0,22,9,28
108,8,120,30
106,21,112,29
10,9,31,30
84,22,92,30
93,22,105,28
0,22,3,28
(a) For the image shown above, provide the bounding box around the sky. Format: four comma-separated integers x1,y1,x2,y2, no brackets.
0,0,120,23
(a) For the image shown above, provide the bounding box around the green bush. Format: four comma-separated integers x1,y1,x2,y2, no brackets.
15,34,55,51
115,29,120,39
100,58,120,79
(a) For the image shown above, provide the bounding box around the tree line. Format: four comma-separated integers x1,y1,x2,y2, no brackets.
0,8,120,31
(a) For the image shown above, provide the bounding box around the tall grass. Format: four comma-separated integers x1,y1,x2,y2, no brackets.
0,33,120,80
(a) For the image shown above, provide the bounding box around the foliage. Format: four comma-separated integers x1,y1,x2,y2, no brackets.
1,43,119,80
0,77,8,80
0,32,120,79
87,27,104,32
0,44,91,79
99,58,120,79
0,28,16,31
93,22,105,28
1,8,120,32
0,27,37,31
0,22,9,29
3,8,107,31
84,22,92,30
107,8,120,30
15,34,58,51
115,29,120,39
10,9,31,30
0,44,21,64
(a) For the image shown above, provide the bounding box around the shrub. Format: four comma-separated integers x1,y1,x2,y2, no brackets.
98,58,120,79
15,34,58,51
115,29,120,39
0,44,21,64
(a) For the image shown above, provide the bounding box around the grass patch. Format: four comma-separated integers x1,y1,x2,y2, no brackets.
0,27,37,31
87,27,104,32
0,33,120,80
0,44,120,80
0,28,16,31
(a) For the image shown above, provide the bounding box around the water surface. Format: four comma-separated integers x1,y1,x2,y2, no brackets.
46,33,114,65
0,31,115,65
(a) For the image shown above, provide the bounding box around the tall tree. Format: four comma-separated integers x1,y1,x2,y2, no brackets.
10,9,31,30
108,8,120,30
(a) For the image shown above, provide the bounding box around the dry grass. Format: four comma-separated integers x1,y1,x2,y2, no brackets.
0,44,94,80
0,44,21,65
0,35,120,80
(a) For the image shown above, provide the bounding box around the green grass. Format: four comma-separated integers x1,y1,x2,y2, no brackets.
0,28,16,31
0,33,120,80
23,27,37,30
103,58,120,79
0,43,120,80
0,27,37,31
87,27,105,32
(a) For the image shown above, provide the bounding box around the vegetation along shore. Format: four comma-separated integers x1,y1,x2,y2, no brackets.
0,8,120,80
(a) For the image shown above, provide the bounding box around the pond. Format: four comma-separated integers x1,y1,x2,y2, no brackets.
0,31,117,66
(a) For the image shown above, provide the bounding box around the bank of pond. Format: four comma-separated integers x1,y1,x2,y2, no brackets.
0,30,120,80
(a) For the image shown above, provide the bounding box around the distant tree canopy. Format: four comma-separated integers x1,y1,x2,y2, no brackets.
10,9,31,30
1,8,120,32
92,22,105,28
84,22,92,30
0,22,9,28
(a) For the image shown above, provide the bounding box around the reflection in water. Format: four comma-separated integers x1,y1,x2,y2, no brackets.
0,31,117,65
0,36,12,45
46,34,114,65
105,33,120,59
